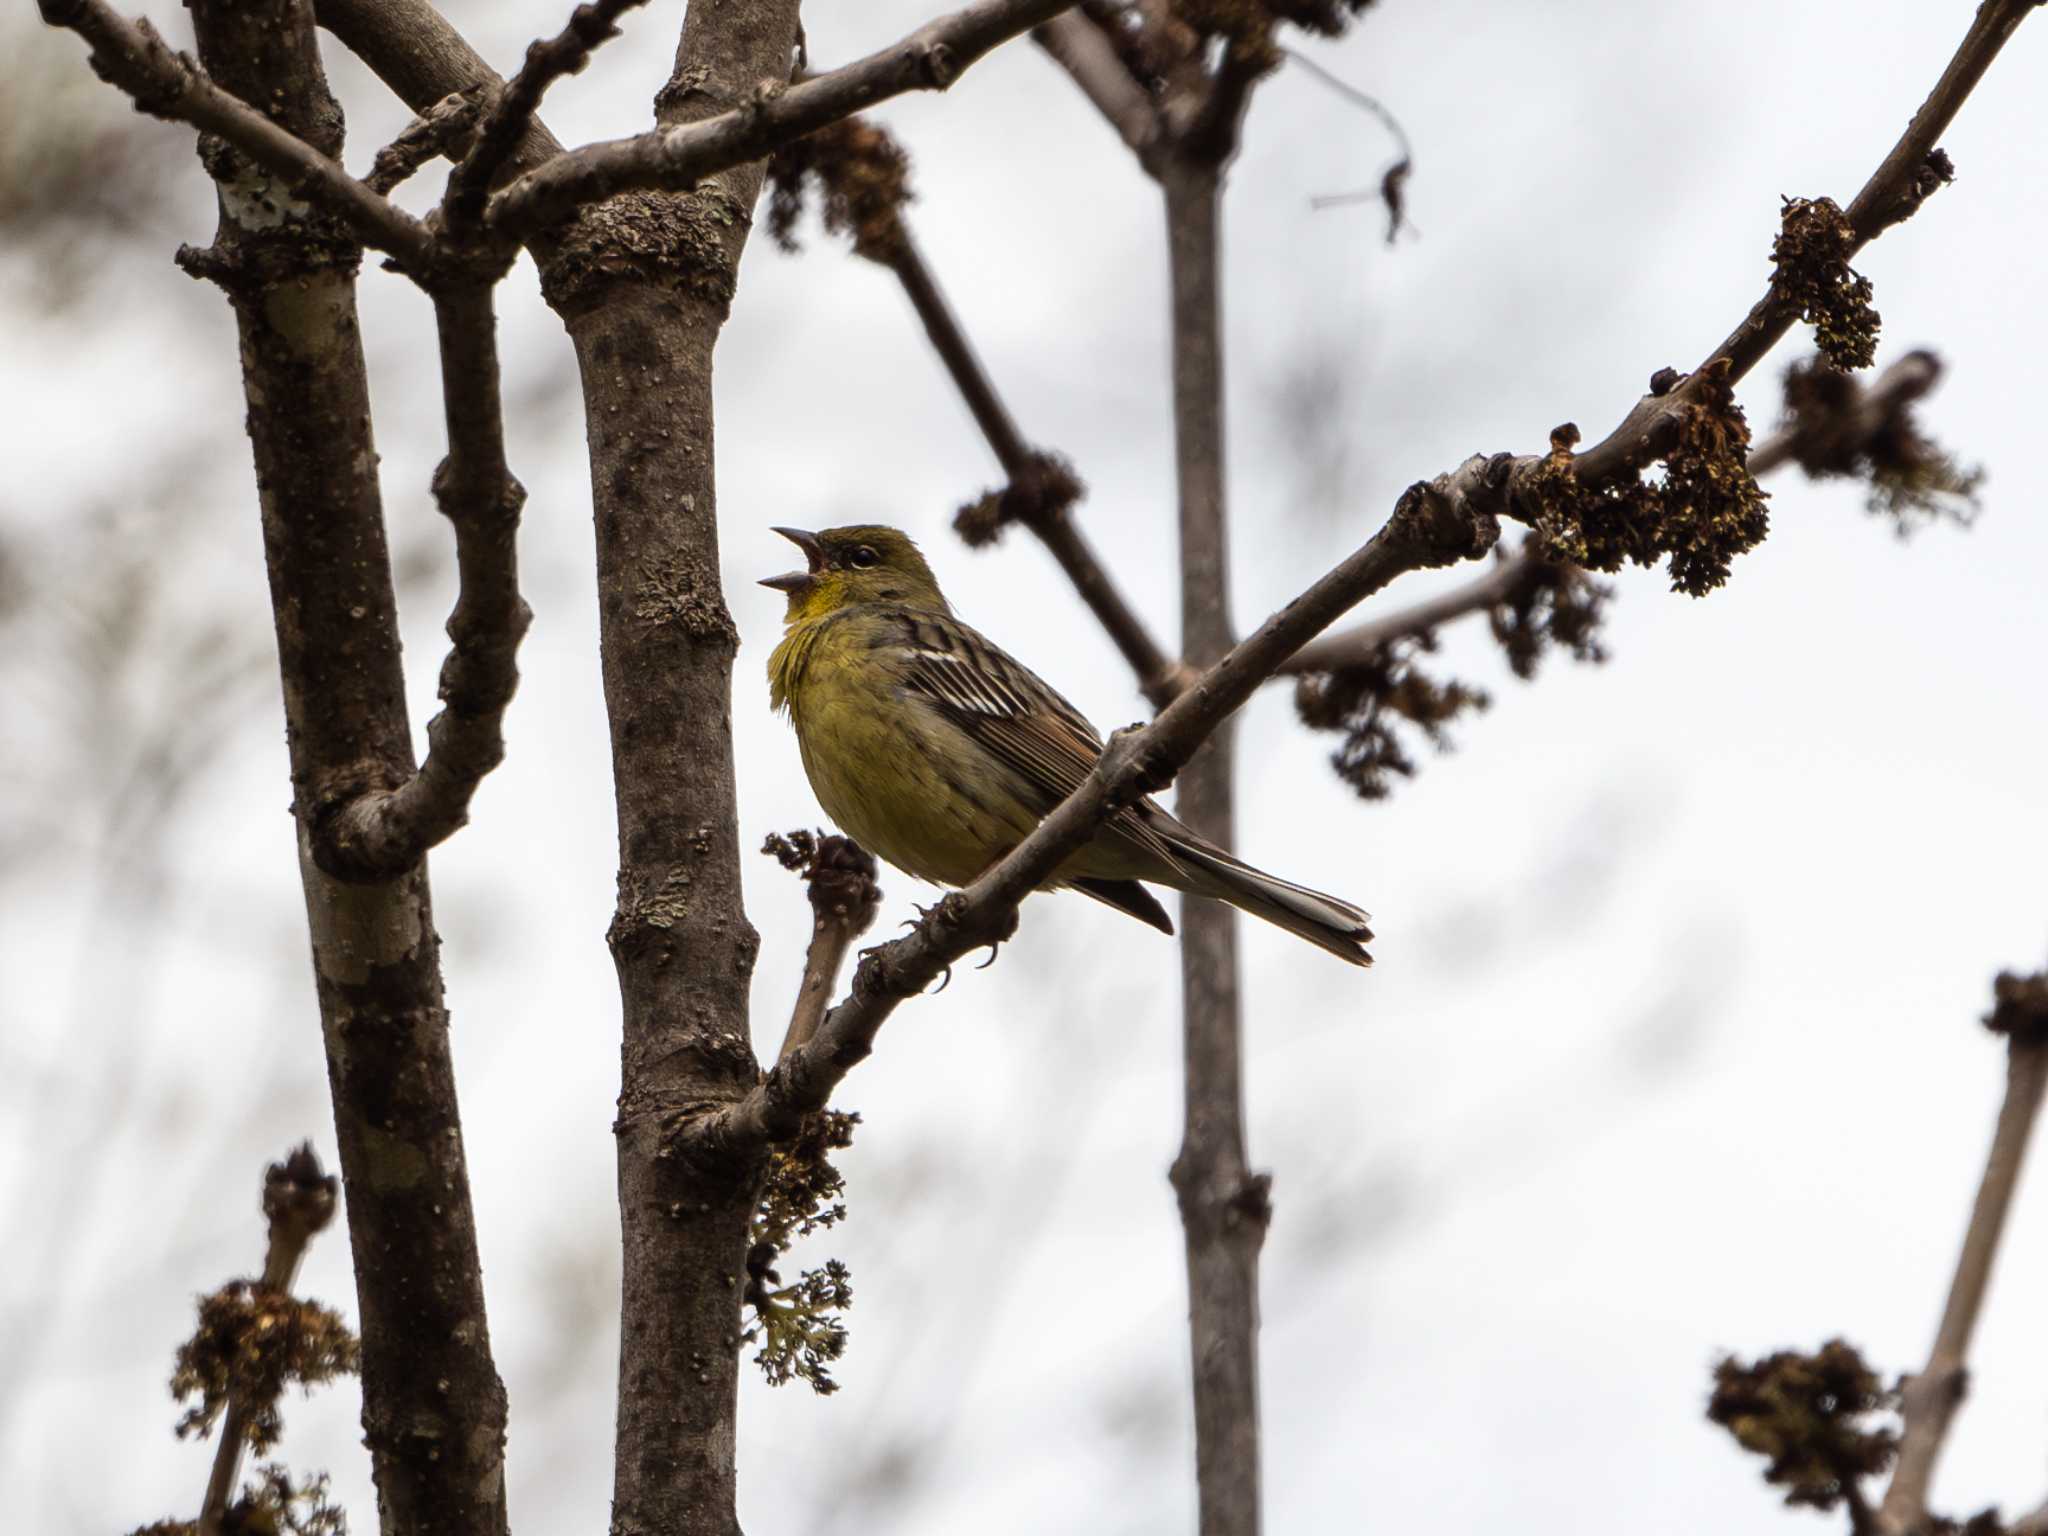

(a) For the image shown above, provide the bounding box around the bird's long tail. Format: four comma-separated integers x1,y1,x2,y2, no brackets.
1165,836,1374,967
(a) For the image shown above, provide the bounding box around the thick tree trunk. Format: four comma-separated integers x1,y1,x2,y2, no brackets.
531,3,801,1531
183,3,509,1533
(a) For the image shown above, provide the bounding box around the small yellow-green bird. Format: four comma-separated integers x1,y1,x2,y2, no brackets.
764,525,1373,966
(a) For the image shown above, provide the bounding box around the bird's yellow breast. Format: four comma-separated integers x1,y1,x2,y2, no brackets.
771,610,1036,887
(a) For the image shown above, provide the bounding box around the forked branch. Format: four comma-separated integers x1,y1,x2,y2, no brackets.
319,284,533,879
486,0,1085,237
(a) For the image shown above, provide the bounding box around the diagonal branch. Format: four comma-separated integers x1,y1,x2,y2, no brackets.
1276,348,1950,678
1033,10,1162,159
37,0,440,269
885,230,1190,703
442,0,651,234
316,0,567,172
1561,0,2036,498
485,0,1081,237
1747,347,1944,476
676,455,1505,1157
1877,973,2048,1536
366,89,486,195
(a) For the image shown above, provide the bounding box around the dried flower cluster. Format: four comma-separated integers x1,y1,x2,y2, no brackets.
1530,365,1772,596
1707,1340,1898,1514
766,117,913,263
1984,966,2048,1045
129,1467,349,1536
953,451,1087,547
1772,196,1881,372
170,1282,361,1453
745,1108,860,1393
1294,638,1490,800
1778,357,1982,534
1295,542,1611,800
1486,548,1612,680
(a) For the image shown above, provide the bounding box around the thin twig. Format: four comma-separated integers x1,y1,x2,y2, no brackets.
677,453,1505,1156
197,1148,339,1536
1564,0,2037,495
486,0,1080,237
318,284,531,879
1877,1026,2048,1534
1748,348,1944,476
36,0,440,269
1277,551,1540,676
774,838,883,1064
442,0,651,234
365,89,485,196
885,230,1188,703
317,0,568,173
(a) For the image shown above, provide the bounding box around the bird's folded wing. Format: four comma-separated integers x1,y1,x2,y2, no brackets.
890,611,1184,870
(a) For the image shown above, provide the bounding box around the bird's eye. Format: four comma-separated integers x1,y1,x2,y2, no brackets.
849,546,880,568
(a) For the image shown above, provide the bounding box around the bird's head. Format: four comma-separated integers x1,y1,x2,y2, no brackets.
761,524,948,621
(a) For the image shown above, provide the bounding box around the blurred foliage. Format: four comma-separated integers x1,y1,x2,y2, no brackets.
0,21,192,309
170,1281,361,1453
766,117,913,263
1778,356,1982,535
1295,543,1611,800
1708,1339,1897,1516
129,1465,348,1536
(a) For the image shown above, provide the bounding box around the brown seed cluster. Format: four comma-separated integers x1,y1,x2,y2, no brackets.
1772,196,1881,372
1707,1340,1897,1513
766,118,914,264
1530,365,1771,596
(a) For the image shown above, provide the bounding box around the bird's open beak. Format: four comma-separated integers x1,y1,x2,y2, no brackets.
760,526,825,594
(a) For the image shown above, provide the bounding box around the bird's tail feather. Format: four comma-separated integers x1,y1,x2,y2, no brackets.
1166,838,1374,967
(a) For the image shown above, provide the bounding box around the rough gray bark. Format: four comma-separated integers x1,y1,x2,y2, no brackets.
540,6,799,1532
176,2,509,1532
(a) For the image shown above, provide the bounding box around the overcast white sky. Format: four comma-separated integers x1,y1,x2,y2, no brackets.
3,1,2046,1532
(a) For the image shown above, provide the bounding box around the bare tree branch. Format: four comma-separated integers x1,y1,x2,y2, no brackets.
366,89,486,196
320,284,533,878
766,835,884,1065
1748,347,1944,476
1877,974,2048,1536
1559,0,2036,499
442,0,651,234
158,0,513,1529
37,0,440,269
1277,553,1539,676
1033,10,1162,159
677,454,1504,1156
486,0,1081,237
316,0,567,171
884,230,1190,703
1160,147,1263,1536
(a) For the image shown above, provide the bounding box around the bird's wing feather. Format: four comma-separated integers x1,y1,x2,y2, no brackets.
885,610,1188,870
